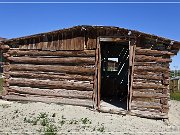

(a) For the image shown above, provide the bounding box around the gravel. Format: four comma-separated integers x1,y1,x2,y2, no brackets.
0,100,180,135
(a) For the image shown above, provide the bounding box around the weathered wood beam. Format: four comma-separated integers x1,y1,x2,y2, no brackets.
135,48,173,56
132,91,168,98
7,56,95,65
3,94,93,107
0,45,10,50
131,101,163,112
133,89,163,93
132,97,160,103
134,62,157,66
134,66,169,73
133,82,166,89
134,74,162,81
131,107,161,113
135,55,172,63
10,64,95,75
134,70,169,79
8,86,93,99
130,110,168,119
8,49,95,57
9,78,93,91
9,71,94,82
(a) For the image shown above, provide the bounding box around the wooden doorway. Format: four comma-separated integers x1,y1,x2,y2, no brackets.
97,37,131,113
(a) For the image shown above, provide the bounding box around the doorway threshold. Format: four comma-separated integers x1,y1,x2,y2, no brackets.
99,100,128,115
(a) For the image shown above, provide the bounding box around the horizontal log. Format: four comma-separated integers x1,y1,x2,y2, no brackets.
133,79,161,84
134,74,162,80
131,107,161,113
134,66,169,73
132,100,161,106
133,89,163,93
135,55,172,63
134,71,169,79
161,107,169,113
3,65,10,72
134,62,169,67
7,57,95,65
99,108,127,115
0,45,10,50
8,50,95,57
10,64,95,75
133,82,166,89
135,48,174,56
8,86,93,99
160,98,168,105
132,97,160,103
9,78,93,91
3,94,93,107
3,53,10,58
134,62,157,66
130,110,168,119
132,91,168,98
132,105,161,110
9,71,94,82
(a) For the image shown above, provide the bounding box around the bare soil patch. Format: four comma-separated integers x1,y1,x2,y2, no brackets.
0,100,180,134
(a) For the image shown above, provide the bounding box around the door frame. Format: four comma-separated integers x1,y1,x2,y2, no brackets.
96,36,136,111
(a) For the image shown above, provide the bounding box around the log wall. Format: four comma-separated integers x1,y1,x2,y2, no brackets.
2,37,96,107
1,34,174,119
130,47,171,118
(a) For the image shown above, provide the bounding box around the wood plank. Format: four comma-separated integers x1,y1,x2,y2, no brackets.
3,94,93,107
9,78,93,91
97,38,101,109
87,38,97,49
8,57,95,65
9,71,94,82
93,43,98,108
10,64,95,75
8,50,95,57
8,86,93,99
128,40,136,111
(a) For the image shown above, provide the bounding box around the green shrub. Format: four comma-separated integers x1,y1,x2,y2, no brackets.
170,92,180,101
81,118,91,124
44,124,57,135
38,112,48,119
40,118,49,126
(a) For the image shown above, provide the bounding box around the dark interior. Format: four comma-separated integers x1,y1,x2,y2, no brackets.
100,42,129,110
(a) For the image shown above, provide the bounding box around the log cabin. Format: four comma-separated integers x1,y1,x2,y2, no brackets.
0,25,180,119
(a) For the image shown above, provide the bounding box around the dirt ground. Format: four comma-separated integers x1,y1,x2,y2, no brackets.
0,100,180,135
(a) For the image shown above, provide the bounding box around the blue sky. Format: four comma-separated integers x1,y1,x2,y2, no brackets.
0,1,180,70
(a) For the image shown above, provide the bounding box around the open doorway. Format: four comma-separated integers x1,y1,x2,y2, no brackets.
99,41,129,112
